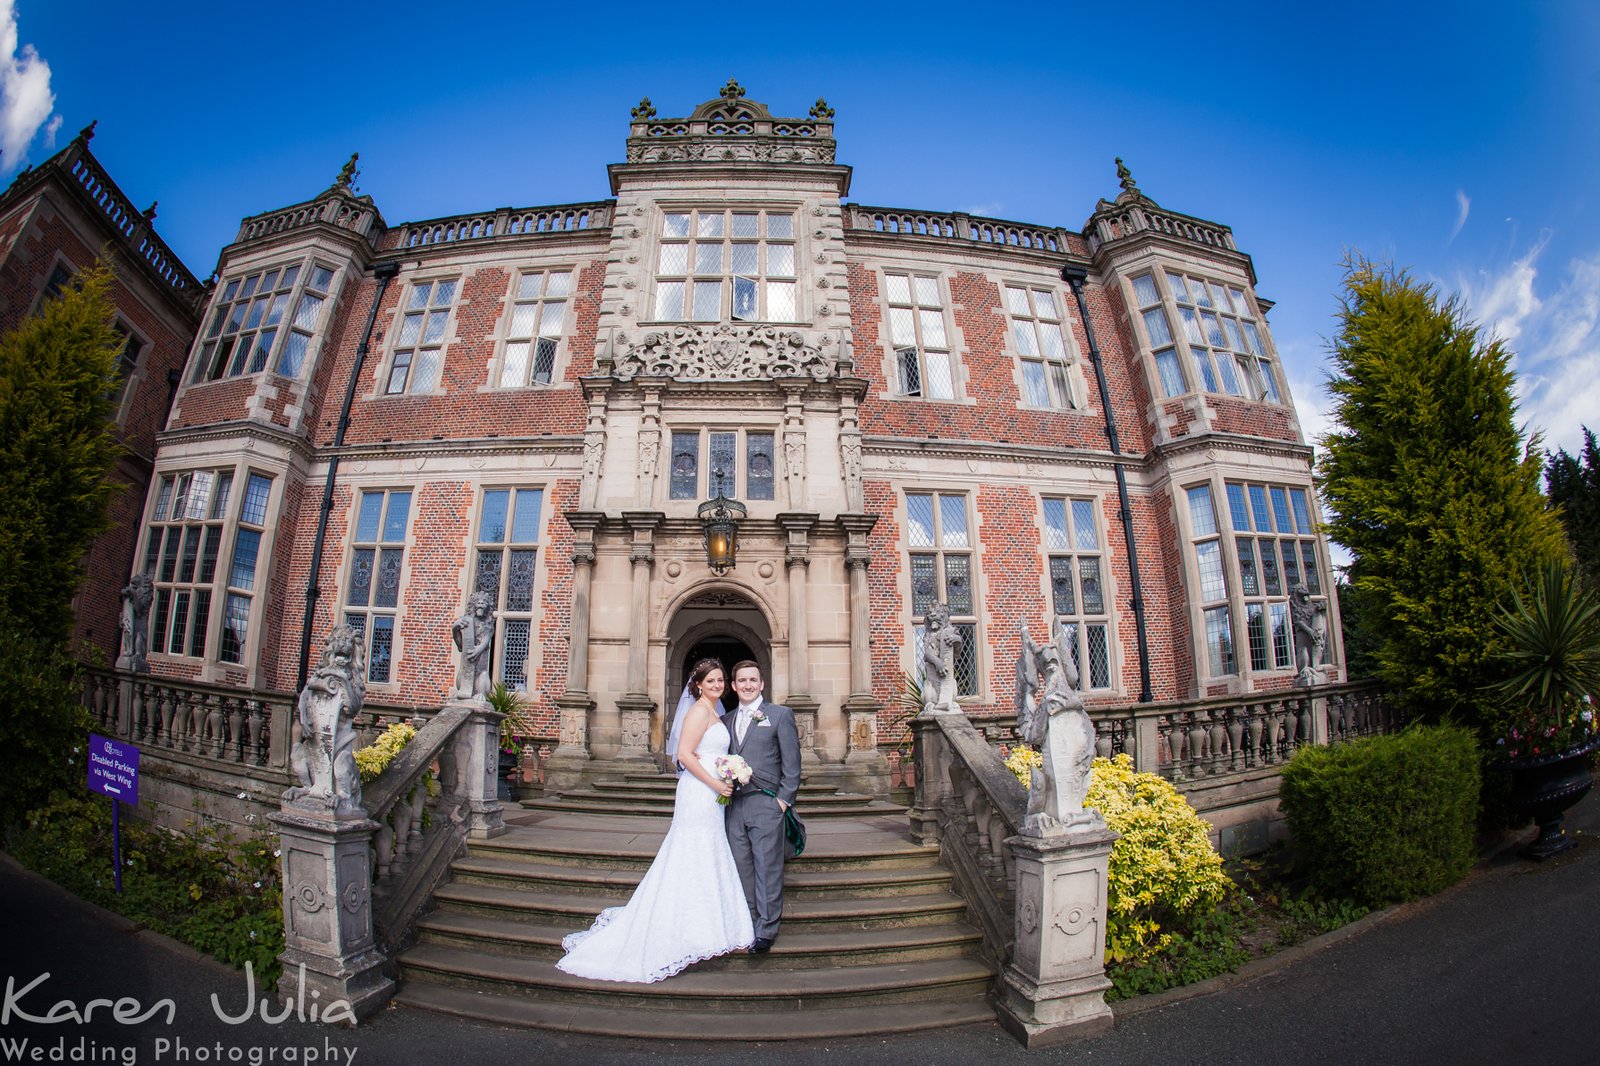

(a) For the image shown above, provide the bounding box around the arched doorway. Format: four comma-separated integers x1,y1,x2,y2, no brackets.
660,587,773,760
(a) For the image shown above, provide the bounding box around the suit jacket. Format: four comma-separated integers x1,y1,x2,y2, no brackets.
728,700,801,807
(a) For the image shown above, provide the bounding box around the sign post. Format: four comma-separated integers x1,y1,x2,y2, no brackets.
87,734,140,893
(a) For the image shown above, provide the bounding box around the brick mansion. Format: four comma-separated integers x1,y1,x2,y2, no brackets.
2,82,1342,794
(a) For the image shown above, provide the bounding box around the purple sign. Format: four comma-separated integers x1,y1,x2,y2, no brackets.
87,734,140,806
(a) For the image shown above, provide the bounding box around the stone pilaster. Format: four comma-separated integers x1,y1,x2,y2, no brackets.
837,513,878,699
545,692,596,791
995,824,1118,1048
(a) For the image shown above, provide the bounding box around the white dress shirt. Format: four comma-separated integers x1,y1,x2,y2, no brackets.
735,698,762,744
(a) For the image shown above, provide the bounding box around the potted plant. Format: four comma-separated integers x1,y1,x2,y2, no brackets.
487,681,532,801
1488,561,1600,859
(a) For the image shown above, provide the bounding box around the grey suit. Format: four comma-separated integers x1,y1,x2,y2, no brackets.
725,699,801,942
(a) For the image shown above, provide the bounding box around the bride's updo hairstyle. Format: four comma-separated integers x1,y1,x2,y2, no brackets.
688,657,725,696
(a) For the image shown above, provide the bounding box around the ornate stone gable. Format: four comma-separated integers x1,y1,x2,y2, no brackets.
622,83,838,167
613,324,837,383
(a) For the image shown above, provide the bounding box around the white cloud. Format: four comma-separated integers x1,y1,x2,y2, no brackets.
0,0,57,173
1457,242,1600,457
956,201,1006,219
1449,190,1470,243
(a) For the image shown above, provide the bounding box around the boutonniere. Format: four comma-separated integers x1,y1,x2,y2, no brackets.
749,710,768,725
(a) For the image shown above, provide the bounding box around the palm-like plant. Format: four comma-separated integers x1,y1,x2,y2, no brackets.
487,681,533,751
1489,562,1600,757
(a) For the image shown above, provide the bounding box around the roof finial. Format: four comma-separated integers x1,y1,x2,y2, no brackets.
335,152,360,191
631,96,656,120
143,201,158,221
1115,157,1139,197
719,78,746,100
809,97,835,119
77,120,98,144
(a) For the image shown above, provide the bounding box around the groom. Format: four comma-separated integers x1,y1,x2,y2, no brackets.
725,659,800,954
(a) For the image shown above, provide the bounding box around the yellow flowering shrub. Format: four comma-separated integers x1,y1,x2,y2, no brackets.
1008,746,1234,966
354,722,418,782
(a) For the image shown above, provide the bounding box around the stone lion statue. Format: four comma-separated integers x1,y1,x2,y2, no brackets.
1290,584,1328,687
1016,619,1098,835
452,590,495,700
118,573,155,670
283,625,366,813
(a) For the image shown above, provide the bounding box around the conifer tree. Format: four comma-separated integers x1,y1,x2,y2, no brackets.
0,262,125,643
1317,259,1566,725
0,262,122,827
1545,427,1600,587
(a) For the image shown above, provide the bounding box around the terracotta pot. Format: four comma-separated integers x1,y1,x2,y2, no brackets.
1500,736,1600,860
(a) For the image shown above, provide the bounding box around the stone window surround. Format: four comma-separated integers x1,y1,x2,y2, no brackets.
470,486,547,692
1177,473,1330,687
879,268,963,404
1040,494,1116,692
340,486,417,687
377,276,461,397
1002,282,1085,412
645,203,801,325
189,257,338,384
139,462,281,671
488,268,575,390
664,424,780,505
1126,265,1282,407
110,315,151,425
904,488,980,699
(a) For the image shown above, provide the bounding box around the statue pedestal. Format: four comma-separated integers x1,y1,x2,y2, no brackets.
995,822,1118,1048
841,695,889,796
444,698,504,839
268,807,394,1022
545,692,595,792
614,694,659,768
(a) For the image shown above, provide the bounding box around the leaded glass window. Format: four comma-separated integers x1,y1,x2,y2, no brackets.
140,467,274,665
1137,269,1282,404
884,272,956,401
344,489,413,683
908,492,978,697
386,279,458,394
1043,496,1113,689
653,209,797,322
666,428,777,502
193,261,336,382
1006,286,1077,409
498,269,572,387
1224,479,1326,673
1186,483,1235,677
1131,272,1186,398
473,488,544,690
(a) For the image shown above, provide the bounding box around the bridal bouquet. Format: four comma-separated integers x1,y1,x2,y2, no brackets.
713,754,753,805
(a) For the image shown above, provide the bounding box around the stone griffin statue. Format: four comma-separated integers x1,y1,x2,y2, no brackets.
920,602,965,715
117,573,154,672
452,590,495,701
282,625,366,813
1016,619,1099,836
1291,584,1329,687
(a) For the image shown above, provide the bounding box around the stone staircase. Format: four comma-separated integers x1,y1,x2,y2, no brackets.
392,773,999,1039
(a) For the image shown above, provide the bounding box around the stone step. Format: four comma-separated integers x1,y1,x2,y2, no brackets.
602,774,848,796
428,880,973,933
520,794,901,818
468,830,942,873
393,980,997,1041
447,854,954,898
412,909,983,967
396,942,995,1012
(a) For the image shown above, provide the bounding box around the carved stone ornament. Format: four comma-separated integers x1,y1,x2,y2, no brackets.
282,625,367,814
614,324,836,383
452,591,495,700
1016,618,1099,836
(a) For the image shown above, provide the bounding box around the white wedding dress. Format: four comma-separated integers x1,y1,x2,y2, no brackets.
556,718,754,982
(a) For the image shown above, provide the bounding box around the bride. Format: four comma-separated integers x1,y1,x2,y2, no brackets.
555,658,755,982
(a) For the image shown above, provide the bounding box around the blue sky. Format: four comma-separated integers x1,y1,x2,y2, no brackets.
6,0,1597,460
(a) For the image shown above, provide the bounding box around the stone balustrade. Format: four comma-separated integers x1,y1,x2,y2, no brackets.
236,194,380,243
82,665,288,769
1087,203,1237,255
392,202,613,249
847,205,1067,253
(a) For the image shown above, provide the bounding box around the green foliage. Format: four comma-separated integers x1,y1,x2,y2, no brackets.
487,681,533,748
1490,561,1600,718
354,721,418,781
1317,258,1566,727
1084,754,1235,967
1333,579,1382,680
1546,427,1600,588
0,263,126,645
0,621,91,830
9,794,283,985
1280,726,1480,906
1105,904,1249,1001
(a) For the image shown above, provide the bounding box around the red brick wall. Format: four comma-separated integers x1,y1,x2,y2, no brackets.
533,479,579,734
